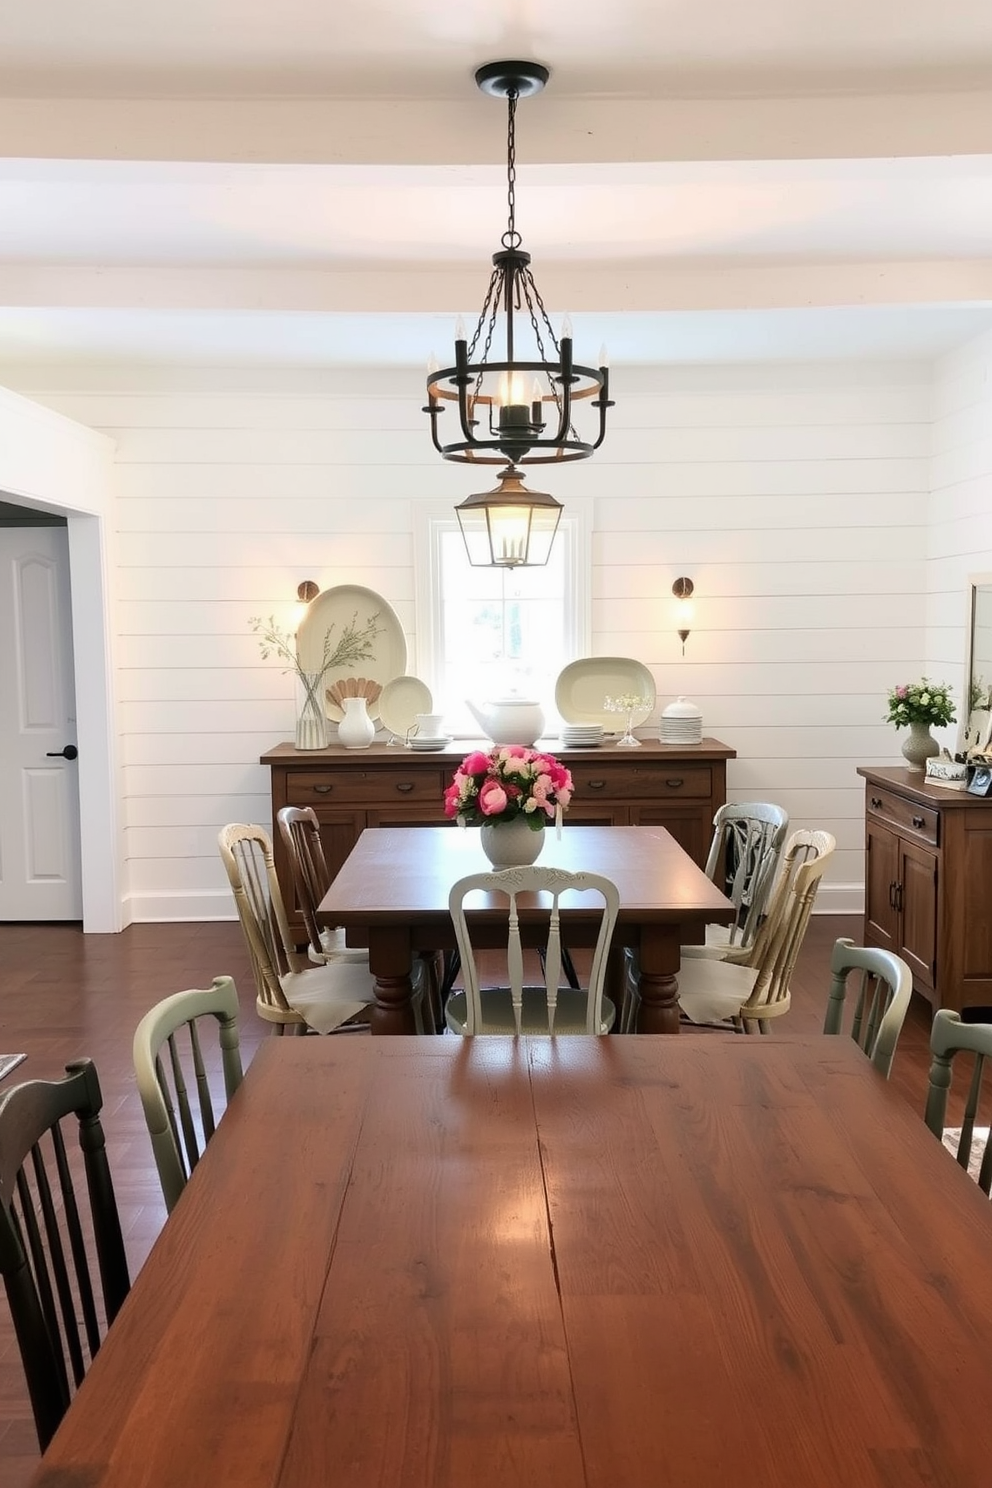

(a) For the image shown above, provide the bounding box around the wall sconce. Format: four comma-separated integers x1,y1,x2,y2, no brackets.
672,577,694,655
292,579,320,633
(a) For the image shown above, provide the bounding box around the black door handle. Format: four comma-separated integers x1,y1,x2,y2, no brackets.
46,745,78,760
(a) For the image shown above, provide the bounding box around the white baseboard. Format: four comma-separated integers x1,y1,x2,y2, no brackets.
814,883,864,917
122,891,237,923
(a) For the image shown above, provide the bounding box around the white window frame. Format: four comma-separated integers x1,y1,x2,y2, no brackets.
414,497,592,735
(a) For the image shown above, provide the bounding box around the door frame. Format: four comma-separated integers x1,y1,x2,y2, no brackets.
0,386,119,931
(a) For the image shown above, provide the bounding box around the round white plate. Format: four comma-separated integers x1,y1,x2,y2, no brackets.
408,736,451,752
295,584,407,722
555,657,656,730
378,675,433,739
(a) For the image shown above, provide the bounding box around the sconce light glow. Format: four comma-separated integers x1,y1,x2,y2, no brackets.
672,577,694,655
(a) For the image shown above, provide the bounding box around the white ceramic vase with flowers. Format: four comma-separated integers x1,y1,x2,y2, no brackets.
443,746,574,867
885,677,956,772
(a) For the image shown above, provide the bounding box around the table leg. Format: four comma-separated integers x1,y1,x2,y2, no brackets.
635,924,682,1035
368,926,418,1036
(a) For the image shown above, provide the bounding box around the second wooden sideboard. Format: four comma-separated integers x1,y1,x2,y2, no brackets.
858,764,992,1013
262,738,736,939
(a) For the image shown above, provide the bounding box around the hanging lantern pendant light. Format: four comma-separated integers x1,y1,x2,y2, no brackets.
424,61,613,468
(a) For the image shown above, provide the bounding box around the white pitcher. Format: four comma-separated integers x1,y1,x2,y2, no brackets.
337,694,375,750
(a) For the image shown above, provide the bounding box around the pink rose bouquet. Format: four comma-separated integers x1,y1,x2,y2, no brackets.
443,746,574,832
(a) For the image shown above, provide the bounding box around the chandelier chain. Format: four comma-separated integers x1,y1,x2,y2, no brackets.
466,269,501,362
501,90,522,250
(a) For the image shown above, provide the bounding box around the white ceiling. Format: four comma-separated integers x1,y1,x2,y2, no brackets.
2,1,992,368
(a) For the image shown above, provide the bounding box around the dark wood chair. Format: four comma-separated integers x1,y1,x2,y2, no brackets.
0,1059,130,1450
276,805,441,1031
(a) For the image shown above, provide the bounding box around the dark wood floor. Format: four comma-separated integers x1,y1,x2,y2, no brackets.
0,913,948,1484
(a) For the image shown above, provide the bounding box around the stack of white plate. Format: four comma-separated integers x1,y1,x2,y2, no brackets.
560,724,605,749
660,697,703,745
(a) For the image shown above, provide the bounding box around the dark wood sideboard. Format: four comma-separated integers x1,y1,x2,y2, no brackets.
262,738,736,940
858,765,992,1013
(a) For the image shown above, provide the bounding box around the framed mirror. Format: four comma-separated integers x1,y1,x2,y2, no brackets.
964,574,992,753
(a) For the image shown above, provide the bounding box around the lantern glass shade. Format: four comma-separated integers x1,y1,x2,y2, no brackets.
455,467,563,568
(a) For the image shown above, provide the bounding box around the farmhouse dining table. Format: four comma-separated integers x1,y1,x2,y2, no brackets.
317,824,736,1035
30,1034,992,1488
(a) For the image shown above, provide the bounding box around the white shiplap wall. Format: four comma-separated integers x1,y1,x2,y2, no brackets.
1,359,933,921
929,330,992,710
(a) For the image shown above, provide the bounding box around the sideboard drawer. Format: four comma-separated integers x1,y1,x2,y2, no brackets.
865,786,939,846
286,768,444,806
570,763,712,801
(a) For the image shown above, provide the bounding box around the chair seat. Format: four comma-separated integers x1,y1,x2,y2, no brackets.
281,960,374,1035
445,986,616,1036
282,956,430,1035
675,956,762,1025
681,923,751,960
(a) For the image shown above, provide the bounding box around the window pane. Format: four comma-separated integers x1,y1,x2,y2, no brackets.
436,528,569,736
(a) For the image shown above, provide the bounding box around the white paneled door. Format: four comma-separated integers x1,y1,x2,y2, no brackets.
0,526,82,919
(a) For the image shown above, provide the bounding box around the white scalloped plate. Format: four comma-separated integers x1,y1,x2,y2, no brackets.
295,584,407,721
555,657,656,730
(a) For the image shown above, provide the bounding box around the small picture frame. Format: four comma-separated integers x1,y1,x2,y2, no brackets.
966,763,992,797
965,708,992,754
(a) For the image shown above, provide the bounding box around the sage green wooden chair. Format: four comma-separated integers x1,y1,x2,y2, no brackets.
824,938,912,1078
445,866,620,1036
925,1009,992,1194
682,800,789,959
132,976,245,1213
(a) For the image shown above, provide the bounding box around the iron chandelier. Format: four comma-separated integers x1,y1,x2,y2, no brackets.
424,60,613,470
425,61,613,568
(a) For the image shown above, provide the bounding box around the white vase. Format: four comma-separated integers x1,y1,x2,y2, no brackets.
480,817,545,869
901,720,939,772
295,671,328,750
338,694,375,750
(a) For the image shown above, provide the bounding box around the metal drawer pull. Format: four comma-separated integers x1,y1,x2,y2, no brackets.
396,781,414,793
587,779,606,791
313,784,333,794
870,796,883,810
912,815,925,829
888,881,897,909
665,778,684,789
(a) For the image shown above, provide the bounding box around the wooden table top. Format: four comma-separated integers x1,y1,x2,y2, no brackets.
33,1035,992,1488
318,824,735,927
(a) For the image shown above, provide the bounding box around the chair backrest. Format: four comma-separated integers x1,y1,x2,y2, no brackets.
925,1009,992,1194
448,866,620,1035
704,801,789,948
0,1059,130,1451
276,805,332,959
738,831,836,1018
824,937,913,1078
218,823,304,1024
132,976,244,1214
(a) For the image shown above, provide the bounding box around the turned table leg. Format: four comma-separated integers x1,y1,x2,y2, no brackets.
368,925,419,1035
635,924,683,1035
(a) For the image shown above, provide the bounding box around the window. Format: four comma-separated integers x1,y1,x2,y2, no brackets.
415,501,591,737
